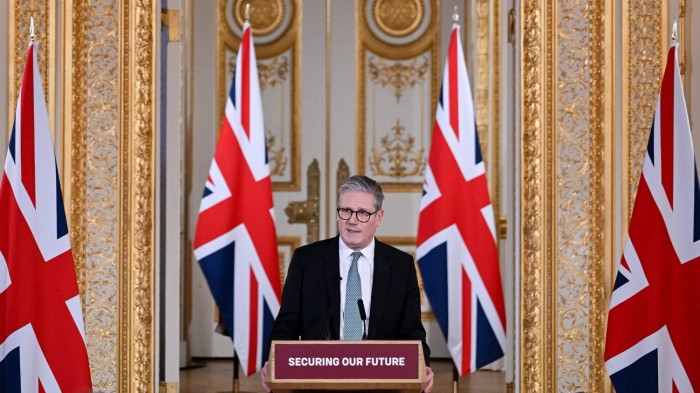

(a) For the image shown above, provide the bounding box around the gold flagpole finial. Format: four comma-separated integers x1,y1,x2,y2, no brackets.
30,17,35,41
245,3,251,22
452,6,459,24
671,17,678,43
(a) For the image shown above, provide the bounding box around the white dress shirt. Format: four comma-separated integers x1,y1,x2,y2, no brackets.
338,238,374,339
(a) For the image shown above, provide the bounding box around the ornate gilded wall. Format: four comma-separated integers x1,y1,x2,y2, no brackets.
10,1,158,392
520,0,669,392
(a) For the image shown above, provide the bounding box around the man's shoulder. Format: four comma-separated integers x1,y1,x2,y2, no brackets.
291,237,338,259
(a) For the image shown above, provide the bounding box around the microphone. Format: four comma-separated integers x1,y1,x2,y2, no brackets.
357,299,367,340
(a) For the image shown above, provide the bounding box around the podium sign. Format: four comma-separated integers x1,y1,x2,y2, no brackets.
268,340,426,392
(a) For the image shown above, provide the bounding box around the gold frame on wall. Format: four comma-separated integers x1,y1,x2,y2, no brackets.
356,0,439,193
217,0,302,192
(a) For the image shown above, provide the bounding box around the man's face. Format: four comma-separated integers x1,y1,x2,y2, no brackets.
337,191,383,250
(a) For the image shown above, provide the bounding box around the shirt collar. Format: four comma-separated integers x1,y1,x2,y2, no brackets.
339,237,376,263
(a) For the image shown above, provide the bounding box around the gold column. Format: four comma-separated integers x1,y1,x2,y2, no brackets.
520,0,617,391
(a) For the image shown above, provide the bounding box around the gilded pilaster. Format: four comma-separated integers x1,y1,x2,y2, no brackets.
119,1,157,391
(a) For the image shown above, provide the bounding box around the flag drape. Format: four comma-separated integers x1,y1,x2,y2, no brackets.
0,41,93,392
416,24,506,377
605,43,700,392
193,22,282,376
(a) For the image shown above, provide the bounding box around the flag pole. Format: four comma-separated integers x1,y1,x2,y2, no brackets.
452,363,459,393
671,17,678,43
229,6,250,393
449,8,460,393
30,17,36,41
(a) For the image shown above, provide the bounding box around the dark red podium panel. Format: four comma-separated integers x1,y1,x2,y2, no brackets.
268,340,426,392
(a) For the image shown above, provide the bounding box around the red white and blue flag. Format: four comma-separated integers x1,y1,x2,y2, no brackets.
605,43,700,392
193,21,282,376
416,24,506,376
0,41,93,392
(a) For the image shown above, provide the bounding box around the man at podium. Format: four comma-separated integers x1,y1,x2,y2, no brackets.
262,176,433,392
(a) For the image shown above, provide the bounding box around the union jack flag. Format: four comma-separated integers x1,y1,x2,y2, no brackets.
193,21,282,376
605,44,700,392
416,24,506,376
0,41,92,392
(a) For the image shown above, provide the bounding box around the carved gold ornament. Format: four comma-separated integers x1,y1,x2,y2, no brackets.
372,0,424,38
369,119,426,179
266,129,287,176
368,56,429,102
258,56,290,91
233,0,284,36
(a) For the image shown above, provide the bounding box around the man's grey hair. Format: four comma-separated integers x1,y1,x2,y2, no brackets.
338,175,385,210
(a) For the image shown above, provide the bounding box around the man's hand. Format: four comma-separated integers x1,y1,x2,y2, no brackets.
261,361,271,392
423,366,434,393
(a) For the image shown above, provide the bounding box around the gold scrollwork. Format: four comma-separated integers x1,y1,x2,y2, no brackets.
258,56,289,91
266,129,287,176
367,56,429,102
369,119,425,179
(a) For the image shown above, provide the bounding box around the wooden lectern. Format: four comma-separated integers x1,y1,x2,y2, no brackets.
266,340,427,393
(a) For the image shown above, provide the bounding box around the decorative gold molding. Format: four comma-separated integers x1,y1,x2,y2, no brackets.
219,0,301,191
369,119,426,179
356,0,439,192
372,0,423,38
488,0,502,232
367,56,429,102
588,0,613,390
64,0,89,321
119,1,157,391
284,159,321,244
622,0,666,231
520,0,549,391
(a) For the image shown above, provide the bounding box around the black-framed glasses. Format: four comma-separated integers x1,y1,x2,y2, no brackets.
337,207,379,223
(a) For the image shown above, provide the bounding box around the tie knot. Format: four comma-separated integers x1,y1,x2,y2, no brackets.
351,251,362,263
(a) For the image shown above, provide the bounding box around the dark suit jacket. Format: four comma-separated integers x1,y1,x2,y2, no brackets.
269,236,430,363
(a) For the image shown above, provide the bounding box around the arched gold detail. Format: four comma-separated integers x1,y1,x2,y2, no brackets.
219,0,301,191
367,56,429,102
356,0,439,193
233,0,284,36
285,160,320,243
369,119,425,179
372,0,423,38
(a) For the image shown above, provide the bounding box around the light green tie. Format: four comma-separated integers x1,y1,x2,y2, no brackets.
343,251,363,340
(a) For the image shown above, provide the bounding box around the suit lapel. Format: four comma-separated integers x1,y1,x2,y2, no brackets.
369,240,391,339
323,237,341,339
